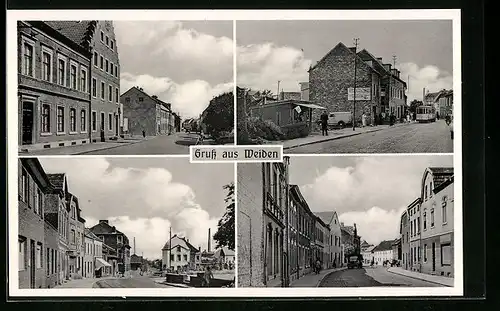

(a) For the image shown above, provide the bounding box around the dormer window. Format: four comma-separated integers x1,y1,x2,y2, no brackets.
72,206,76,219
177,246,181,252
117,235,123,244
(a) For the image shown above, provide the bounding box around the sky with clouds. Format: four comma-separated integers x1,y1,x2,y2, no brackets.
38,157,234,260
288,155,453,246
236,20,453,102
114,21,234,119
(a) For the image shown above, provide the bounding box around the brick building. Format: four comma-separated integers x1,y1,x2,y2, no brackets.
419,168,454,277
18,21,92,151
90,220,131,276
237,158,290,287
287,184,314,282
313,216,329,270
315,211,342,269
407,197,422,272
44,219,59,288
120,86,174,136
66,193,86,278
18,158,52,288
309,42,407,127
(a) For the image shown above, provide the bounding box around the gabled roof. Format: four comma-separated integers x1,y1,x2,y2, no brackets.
315,211,338,227
309,42,371,73
84,228,101,240
43,21,94,47
362,245,376,253
372,240,395,252
289,184,313,215
47,173,65,189
121,86,172,111
90,221,125,237
433,175,454,194
162,234,199,252
425,167,454,190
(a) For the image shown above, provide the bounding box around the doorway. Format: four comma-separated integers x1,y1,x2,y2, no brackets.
100,112,105,142
115,115,119,136
432,242,436,272
22,101,34,145
30,240,35,288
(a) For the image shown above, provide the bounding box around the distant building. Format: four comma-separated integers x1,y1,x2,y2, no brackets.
392,238,402,261
315,211,342,269
372,240,395,264
65,193,86,278
161,235,202,272
278,91,302,101
313,216,329,270
400,210,410,270
130,254,144,271
407,197,422,272
361,245,376,265
340,223,361,265
299,82,309,101
102,243,118,276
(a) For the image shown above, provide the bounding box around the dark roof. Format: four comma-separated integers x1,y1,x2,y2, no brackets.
84,228,101,240
43,21,93,47
122,86,171,111
47,173,65,189
315,215,328,228
309,42,373,75
428,167,454,189
315,211,335,226
434,175,454,193
162,235,199,252
373,240,396,252
130,254,144,263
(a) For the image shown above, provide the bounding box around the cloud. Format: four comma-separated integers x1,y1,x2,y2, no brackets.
237,43,311,93
114,21,182,47
120,73,233,118
39,158,221,259
399,62,453,102
339,206,406,245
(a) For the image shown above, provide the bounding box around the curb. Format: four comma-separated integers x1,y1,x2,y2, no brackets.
75,140,142,155
283,122,412,150
316,267,347,287
386,268,453,287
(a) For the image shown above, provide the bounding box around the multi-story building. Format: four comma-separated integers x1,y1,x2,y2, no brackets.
420,167,454,277
361,245,376,265
18,21,92,151
313,216,329,270
237,158,290,287
316,211,342,268
120,86,173,137
102,243,118,276
392,238,402,261
407,197,422,272
18,158,52,288
372,240,395,265
89,220,131,276
161,235,201,271
287,184,314,282
83,229,96,278
340,223,361,265
46,21,122,142
65,193,85,278
44,215,59,288
45,173,71,284
400,210,410,270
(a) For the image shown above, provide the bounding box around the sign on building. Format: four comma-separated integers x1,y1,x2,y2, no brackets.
348,87,371,101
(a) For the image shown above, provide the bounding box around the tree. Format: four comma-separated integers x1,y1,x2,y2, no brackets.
213,182,235,250
203,92,234,139
409,99,424,114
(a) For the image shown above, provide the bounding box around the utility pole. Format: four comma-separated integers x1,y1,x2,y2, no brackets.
168,227,172,272
277,81,281,100
353,38,359,131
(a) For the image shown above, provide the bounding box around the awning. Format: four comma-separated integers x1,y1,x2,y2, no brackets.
294,103,326,110
95,257,112,270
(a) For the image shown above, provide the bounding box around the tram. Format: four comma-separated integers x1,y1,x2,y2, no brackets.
416,105,436,123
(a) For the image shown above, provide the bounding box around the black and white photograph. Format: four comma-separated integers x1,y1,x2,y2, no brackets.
17,20,234,156
15,157,235,291
236,20,456,154
237,155,456,289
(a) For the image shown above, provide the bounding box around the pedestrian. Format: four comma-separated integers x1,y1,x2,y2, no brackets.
361,112,367,127
379,112,384,125
389,113,394,126
374,113,378,126
315,257,321,274
142,130,146,138
406,113,411,123
320,111,329,136
203,266,214,287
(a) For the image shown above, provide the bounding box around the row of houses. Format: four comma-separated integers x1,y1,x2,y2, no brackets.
161,232,235,272
246,42,408,133
18,158,132,288
237,158,361,287
424,89,454,118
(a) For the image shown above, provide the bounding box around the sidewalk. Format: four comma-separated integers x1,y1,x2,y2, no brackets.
55,276,113,288
279,122,413,150
19,136,156,156
153,278,191,288
387,267,454,287
290,267,346,287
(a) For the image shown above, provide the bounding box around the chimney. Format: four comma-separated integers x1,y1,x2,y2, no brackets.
99,220,109,224
377,57,383,62
152,95,158,99
208,228,211,253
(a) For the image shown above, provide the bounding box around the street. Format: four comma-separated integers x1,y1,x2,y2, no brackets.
319,266,441,287
287,120,453,154
94,275,175,288
82,132,199,155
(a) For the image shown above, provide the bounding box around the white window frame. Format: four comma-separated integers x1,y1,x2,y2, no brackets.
69,60,79,90
110,62,114,76
100,30,104,43
91,77,97,98
41,45,53,83
108,113,113,131
108,84,113,102
56,105,66,135
80,66,88,93
80,109,87,133
100,81,105,100
19,237,26,271
115,87,119,103
40,102,52,135
57,54,68,87
69,107,77,134
93,51,99,67
99,54,104,71
106,35,109,47
21,36,36,77
111,40,114,50
105,58,109,73
91,110,97,132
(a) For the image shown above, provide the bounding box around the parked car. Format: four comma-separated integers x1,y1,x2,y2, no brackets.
327,112,352,129
347,255,363,269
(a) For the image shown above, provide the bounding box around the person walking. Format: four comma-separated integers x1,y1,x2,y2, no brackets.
361,112,367,127
203,266,214,287
315,257,321,275
142,130,146,138
320,111,329,136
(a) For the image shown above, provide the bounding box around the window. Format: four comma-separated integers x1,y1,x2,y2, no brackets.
22,38,34,76
441,243,452,266
425,185,428,200
108,113,113,130
70,108,76,132
19,237,26,271
100,81,105,99
57,107,65,132
423,212,427,230
81,110,86,132
442,196,448,223
431,208,435,227
108,85,113,102
93,52,98,66
170,254,174,262
36,243,42,268
115,65,118,77
410,221,413,236
80,68,87,93
430,182,433,197
100,31,104,42
92,111,97,131
417,217,420,234
177,246,181,252
424,244,428,262
115,88,119,103
41,104,50,133
71,229,76,244
91,78,97,98
100,55,104,70
42,49,52,82
117,235,123,244
139,97,144,102
46,247,50,275
70,63,77,89
34,188,42,215
177,254,181,261
105,59,109,73
106,36,109,46
51,249,55,274
183,254,188,261
57,56,67,86
110,63,113,76
111,40,114,50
